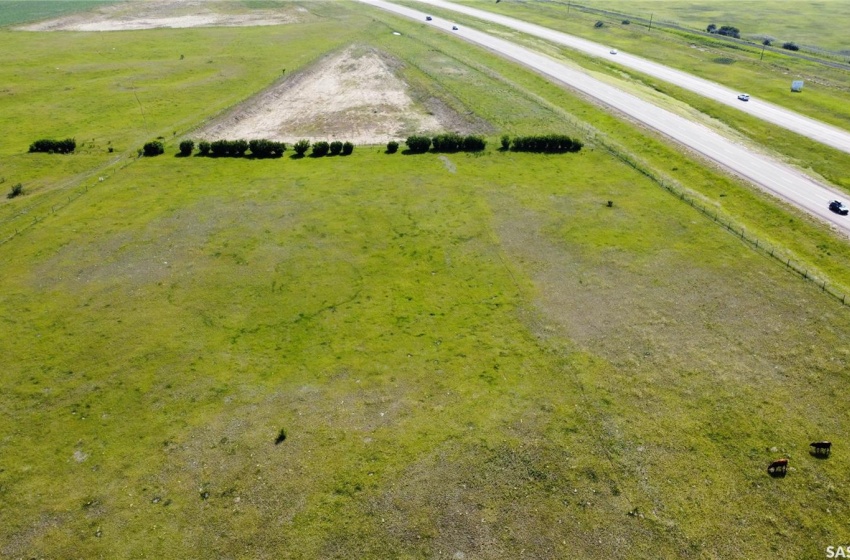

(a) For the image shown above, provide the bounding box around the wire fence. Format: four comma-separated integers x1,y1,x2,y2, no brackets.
0,156,134,249
572,119,850,306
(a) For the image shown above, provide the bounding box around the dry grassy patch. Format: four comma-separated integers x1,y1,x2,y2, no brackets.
16,0,304,31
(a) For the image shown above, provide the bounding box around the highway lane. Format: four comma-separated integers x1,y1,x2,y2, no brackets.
356,0,850,234
411,0,850,156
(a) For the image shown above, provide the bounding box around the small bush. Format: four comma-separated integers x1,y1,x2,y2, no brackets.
432,133,464,153
275,428,287,445
329,141,343,156
622,19,630,25
782,41,799,51
311,141,329,157
293,139,310,156
210,139,249,157
209,140,228,157
342,142,354,155
179,140,194,156
7,183,23,199
386,140,399,154
510,134,582,153
716,25,740,38
29,138,76,154
232,139,249,157
142,140,164,157
406,135,431,153
462,135,486,152
249,139,285,158
594,21,604,28
198,141,211,156
501,135,511,150
762,38,772,46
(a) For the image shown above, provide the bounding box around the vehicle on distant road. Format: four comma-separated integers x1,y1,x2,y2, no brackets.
426,16,432,21
737,93,750,101
452,25,458,30
610,49,617,55
829,200,849,215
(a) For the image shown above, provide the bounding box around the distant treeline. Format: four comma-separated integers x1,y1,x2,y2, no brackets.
29,138,76,154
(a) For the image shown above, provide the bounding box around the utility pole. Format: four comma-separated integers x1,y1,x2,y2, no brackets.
760,43,766,60
648,13,653,31
567,1,571,14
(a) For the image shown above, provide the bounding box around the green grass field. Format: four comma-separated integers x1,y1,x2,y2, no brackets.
0,1,117,27
3,1,850,558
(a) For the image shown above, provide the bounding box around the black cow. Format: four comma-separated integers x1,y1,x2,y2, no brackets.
810,441,832,456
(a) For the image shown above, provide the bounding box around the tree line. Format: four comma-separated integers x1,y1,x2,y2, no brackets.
140,139,355,158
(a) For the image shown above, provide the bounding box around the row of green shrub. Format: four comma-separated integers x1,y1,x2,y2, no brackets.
398,134,487,154
293,140,354,157
29,138,76,154
386,134,581,154
142,139,355,158
501,134,583,153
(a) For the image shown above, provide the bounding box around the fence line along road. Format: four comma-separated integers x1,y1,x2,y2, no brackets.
408,0,850,156
356,0,850,236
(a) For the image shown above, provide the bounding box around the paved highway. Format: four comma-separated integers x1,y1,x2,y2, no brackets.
357,0,850,234
412,0,850,156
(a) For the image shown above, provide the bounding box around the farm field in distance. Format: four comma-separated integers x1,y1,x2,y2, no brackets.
578,0,850,55
0,1,117,28
2,1,850,558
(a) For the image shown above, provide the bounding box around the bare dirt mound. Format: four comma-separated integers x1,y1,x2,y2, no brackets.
197,45,488,145
17,0,303,32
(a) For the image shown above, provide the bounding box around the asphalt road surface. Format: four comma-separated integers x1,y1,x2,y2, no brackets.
413,0,850,156
357,0,850,234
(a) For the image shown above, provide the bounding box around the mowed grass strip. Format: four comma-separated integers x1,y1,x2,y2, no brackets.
2,144,850,557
